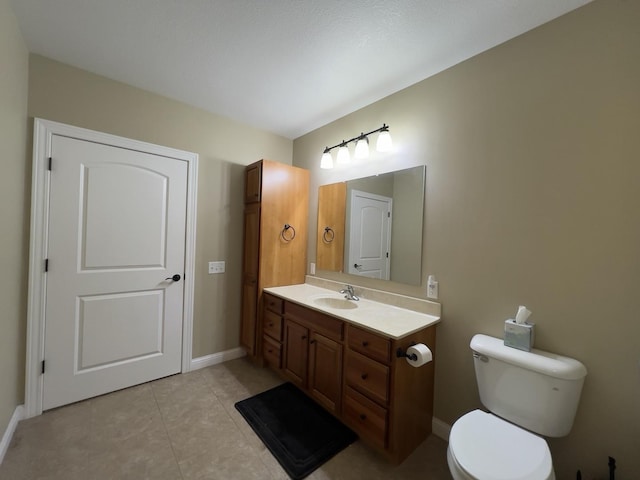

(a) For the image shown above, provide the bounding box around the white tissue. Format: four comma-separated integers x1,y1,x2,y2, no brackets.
515,305,532,324
406,344,433,367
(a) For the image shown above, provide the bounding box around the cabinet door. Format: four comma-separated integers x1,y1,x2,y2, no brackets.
283,320,309,388
309,332,343,414
240,203,260,354
244,163,262,203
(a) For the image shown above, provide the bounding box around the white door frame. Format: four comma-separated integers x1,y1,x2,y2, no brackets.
25,118,198,418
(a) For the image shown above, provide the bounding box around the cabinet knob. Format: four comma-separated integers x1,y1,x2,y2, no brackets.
268,322,273,327
359,413,367,421
361,373,368,380
362,341,369,347
301,335,307,340
309,339,316,344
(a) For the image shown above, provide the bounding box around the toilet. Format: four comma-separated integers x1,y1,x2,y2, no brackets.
447,334,587,480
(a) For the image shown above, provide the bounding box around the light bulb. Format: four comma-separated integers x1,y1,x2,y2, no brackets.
376,129,392,152
320,150,333,169
354,136,369,159
336,144,350,164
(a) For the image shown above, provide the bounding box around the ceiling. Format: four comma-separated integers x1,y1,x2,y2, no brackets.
11,0,591,139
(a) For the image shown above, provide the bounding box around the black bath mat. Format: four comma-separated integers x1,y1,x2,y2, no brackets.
235,382,357,479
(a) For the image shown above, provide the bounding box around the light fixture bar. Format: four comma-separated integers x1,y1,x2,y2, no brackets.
321,123,390,155
320,124,391,169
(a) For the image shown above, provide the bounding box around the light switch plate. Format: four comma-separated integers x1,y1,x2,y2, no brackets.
208,261,225,274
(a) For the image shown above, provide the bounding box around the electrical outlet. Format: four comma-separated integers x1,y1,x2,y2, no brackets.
208,261,225,274
427,275,438,299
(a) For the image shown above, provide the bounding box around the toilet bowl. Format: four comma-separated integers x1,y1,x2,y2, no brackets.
447,410,554,480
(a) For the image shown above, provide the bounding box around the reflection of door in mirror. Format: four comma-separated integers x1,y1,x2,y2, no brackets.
347,190,392,280
316,182,346,271
316,165,425,286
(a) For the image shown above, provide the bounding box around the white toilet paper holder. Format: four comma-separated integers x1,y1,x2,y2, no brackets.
396,347,418,361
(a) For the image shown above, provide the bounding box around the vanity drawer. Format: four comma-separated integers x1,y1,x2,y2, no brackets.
343,386,388,450
348,325,391,364
285,301,343,341
263,335,282,368
345,350,390,406
263,310,283,341
264,293,284,314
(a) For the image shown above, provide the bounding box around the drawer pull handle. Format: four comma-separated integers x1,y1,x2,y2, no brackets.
359,413,367,421
361,373,368,380
362,341,369,347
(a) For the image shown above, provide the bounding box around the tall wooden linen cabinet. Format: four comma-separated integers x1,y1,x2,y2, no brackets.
240,159,309,359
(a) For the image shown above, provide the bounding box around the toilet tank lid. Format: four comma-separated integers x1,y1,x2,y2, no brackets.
471,334,587,380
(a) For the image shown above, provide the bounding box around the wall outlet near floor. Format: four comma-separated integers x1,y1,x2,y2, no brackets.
208,261,225,274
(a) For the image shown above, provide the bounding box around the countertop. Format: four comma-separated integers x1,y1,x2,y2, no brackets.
263,283,440,339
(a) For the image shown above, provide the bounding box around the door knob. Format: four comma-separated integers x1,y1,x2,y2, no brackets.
165,274,181,282
354,263,362,269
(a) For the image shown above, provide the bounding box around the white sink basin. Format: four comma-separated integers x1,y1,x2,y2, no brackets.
312,296,358,310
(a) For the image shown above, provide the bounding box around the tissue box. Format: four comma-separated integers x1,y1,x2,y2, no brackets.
504,319,535,351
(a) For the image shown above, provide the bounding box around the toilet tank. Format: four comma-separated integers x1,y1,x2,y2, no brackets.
470,334,587,437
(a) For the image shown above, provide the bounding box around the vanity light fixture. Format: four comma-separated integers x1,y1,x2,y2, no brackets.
320,123,392,169
320,147,333,169
336,142,350,165
354,135,369,159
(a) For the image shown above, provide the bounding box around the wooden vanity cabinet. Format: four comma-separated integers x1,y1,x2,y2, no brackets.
344,323,437,463
239,160,309,358
308,331,343,414
262,293,284,368
282,301,344,415
263,296,437,464
283,319,309,386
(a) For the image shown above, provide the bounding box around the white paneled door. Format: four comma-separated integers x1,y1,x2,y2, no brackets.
42,134,188,410
347,189,392,280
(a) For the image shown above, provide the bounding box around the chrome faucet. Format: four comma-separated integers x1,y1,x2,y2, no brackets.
340,284,359,301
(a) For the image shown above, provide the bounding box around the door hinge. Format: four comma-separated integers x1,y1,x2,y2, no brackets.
387,211,391,218
386,252,389,258
41,360,45,374
48,157,52,171
45,259,49,272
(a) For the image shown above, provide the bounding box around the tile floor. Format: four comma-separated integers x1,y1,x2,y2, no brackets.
0,358,452,480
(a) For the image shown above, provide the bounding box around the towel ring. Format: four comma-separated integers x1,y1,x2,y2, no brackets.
323,226,335,243
281,224,296,242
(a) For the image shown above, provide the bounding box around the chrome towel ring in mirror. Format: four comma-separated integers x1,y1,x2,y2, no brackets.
323,226,335,243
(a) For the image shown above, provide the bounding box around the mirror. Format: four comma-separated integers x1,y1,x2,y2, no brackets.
317,165,425,286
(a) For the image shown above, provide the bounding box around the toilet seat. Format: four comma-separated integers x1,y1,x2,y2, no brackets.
449,410,554,480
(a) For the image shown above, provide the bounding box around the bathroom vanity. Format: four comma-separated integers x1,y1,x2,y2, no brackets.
262,281,440,464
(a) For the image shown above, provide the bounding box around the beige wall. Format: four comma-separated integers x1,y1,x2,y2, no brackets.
27,55,293,358
0,0,29,438
293,1,640,478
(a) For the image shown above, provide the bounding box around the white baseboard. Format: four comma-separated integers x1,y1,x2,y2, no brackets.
190,347,247,371
0,405,24,465
432,416,451,442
